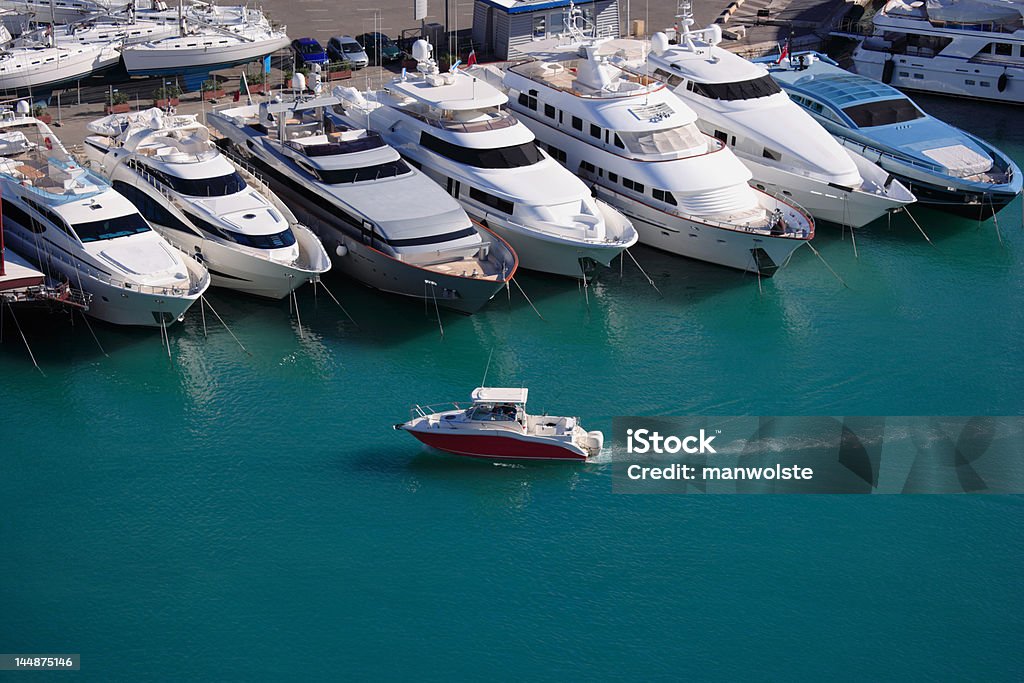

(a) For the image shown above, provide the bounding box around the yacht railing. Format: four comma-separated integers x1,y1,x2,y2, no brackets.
832,134,1007,181
411,402,467,419
389,103,519,133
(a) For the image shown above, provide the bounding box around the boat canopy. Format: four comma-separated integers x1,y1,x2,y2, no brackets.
472,387,528,405
925,0,1024,24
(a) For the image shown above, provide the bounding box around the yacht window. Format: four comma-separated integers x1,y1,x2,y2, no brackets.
313,159,411,184
652,188,677,206
113,181,192,234
993,43,1013,56
469,187,514,214
545,143,566,163
613,133,625,149
571,116,583,131
387,226,478,248
762,147,781,161
420,133,543,168
544,103,556,119
607,171,618,182
688,75,782,101
221,228,297,249
622,177,644,193
145,165,247,197
652,67,684,88
590,123,601,139
579,160,596,174
517,92,538,111
72,213,152,242
616,124,705,155
2,199,42,233
842,98,923,127
714,130,728,143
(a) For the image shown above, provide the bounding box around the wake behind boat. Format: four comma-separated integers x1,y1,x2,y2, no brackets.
84,107,331,300
206,88,517,314
395,387,604,461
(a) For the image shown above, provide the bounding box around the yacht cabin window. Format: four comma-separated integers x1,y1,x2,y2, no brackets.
312,159,411,184
652,188,678,206
517,92,538,111
2,199,43,234
72,213,152,243
842,99,923,128
571,116,583,131
544,103,556,119
420,132,543,168
685,74,782,101
589,123,601,139
622,177,644,194
469,187,514,214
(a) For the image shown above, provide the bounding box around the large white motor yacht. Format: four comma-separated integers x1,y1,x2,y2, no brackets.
853,0,1023,105
629,1,915,228
84,108,331,300
0,104,208,327
207,90,517,314
332,39,638,280
473,34,814,276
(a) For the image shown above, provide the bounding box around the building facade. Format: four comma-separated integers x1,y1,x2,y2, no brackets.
472,0,621,60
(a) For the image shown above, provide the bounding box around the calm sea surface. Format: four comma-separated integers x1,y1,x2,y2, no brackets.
2,95,1022,680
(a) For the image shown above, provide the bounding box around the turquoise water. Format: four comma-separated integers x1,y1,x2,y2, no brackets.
2,96,1022,680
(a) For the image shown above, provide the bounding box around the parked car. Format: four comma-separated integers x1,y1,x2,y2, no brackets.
327,35,370,69
355,32,404,64
291,37,328,67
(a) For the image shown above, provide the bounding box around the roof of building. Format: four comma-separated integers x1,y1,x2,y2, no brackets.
475,0,579,15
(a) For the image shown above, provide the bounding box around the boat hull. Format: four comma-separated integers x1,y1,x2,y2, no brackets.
745,155,912,227
3,229,205,327
122,37,290,74
251,160,513,314
853,48,1024,106
404,428,589,461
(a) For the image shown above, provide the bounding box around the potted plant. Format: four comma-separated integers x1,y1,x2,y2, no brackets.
105,91,130,114
153,84,182,108
245,70,268,94
201,78,225,100
327,60,352,81
32,104,52,124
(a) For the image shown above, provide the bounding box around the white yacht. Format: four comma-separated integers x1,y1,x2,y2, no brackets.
84,108,331,300
0,33,120,93
472,39,813,276
853,0,1023,105
332,40,637,280
0,104,208,327
119,4,289,89
628,1,915,228
0,0,111,25
19,16,178,48
207,90,518,314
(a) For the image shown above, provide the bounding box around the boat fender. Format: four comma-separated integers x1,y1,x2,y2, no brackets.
998,72,1008,93
44,136,52,151
881,59,894,85
335,243,348,257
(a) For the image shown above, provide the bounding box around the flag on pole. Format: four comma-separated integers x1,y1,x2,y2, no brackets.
467,49,477,67
776,42,789,64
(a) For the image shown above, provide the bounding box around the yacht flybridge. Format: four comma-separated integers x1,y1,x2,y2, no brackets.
474,36,813,276
395,387,604,461
853,0,1023,105
207,89,517,314
84,108,331,299
0,103,208,327
763,51,1022,217
631,1,916,228
331,39,638,280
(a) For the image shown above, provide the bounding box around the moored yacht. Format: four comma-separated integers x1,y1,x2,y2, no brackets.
763,51,1022,217
472,34,813,276
332,39,638,280
853,0,1023,105
0,103,208,326
629,1,916,228
206,90,517,314
84,108,331,299
395,387,604,461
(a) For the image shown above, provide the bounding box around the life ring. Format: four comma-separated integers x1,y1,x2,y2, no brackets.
998,72,1008,93
44,136,53,150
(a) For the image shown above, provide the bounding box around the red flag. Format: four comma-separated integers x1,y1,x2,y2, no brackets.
776,43,789,64
467,49,477,67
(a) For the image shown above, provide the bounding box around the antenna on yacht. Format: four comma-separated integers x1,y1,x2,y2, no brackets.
481,347,494,388
676,0,696,50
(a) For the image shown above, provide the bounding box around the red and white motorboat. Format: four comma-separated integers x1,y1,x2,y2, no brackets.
395,387,604,461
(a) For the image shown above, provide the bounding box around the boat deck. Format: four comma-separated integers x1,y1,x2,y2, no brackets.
421,254,504,281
